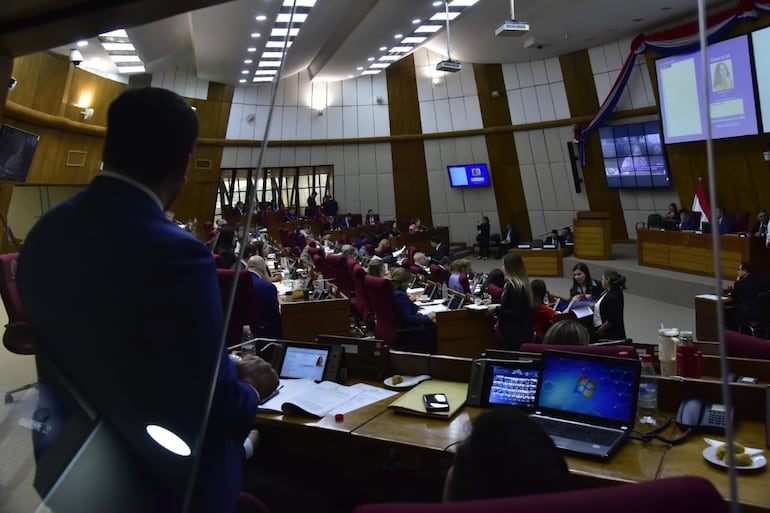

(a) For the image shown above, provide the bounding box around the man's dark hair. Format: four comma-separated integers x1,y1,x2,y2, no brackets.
430,235,442,244
740,261,753,274
446,408,569,501
102,87,199,184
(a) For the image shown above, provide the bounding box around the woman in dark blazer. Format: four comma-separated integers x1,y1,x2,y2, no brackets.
594,269,627,341
569,262,602,300
491,253,533,350
391,267,436,352
477,216,491,260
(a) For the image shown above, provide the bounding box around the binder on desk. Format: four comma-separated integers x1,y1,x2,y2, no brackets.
387,380,468,419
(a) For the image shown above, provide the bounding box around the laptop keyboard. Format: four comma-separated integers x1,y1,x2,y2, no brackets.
531,417,620,446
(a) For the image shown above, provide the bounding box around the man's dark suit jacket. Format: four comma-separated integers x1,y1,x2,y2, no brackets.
249,271,281,338
430,243,450,263
18,176,259,513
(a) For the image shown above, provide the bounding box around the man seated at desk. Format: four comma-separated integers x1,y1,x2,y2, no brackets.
728,261,767,329
429,235,450,265
678,208,699,231
543,229,563,248
391,267,436,352
246,256,282,338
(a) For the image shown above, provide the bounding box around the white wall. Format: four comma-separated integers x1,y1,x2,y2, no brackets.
150,61,209,100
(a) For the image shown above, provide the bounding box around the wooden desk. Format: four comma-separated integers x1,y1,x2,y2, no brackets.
574,211,612,260
509,247,565,277
695,294,732,342
435,308,495,358
658,421,768,513
637,229,770,280
280,295,350,341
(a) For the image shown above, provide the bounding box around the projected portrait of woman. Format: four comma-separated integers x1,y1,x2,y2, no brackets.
712,61,734,92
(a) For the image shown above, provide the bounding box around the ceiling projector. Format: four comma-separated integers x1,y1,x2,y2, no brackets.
436,59,462,72
495,20,530,37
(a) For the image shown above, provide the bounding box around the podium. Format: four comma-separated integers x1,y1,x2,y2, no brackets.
574,211,612,260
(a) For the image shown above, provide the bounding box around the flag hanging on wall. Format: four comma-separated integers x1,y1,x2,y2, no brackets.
691,178,711,227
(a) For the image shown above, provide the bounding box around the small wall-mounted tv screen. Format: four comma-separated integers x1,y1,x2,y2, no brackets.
0,125,39,183
447,163,490,188
598,121,671,189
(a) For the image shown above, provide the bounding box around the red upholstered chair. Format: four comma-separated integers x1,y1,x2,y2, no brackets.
725,329,770,359
326,254,355,298
487,283,503,302
350,261,374,333
429,264,448,285
352,476,726,513
213,253,226,269
216,269,263,347
458,272,471,295
518,343,636,358
235,492,271,513
364,275,422,350
0,252,37,403
312,253,331,278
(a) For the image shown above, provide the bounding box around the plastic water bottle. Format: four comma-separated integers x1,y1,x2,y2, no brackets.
241,325,256,357
317,273,325,291
637,354,658,425
441,282,448,301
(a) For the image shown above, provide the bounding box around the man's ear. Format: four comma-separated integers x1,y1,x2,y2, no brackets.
174,154,192,182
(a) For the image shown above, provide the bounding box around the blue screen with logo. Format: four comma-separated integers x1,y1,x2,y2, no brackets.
447,163,490,187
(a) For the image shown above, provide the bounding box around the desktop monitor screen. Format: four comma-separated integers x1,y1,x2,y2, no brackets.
598,121,672,188
447,163,491,188
0,125,39,182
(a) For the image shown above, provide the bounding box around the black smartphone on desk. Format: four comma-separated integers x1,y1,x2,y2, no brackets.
423,393,450,412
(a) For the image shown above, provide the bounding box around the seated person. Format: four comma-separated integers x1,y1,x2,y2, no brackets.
728,261,768,329
429,235,450,265
543,319,592,345
715,207,733,235
213,226,238,269
543,229,563,247
341,244,358,262
560,226,574,244
365,209,377,225
752,209,768,237
413,252,429,273
481,268,505,302
408,217,424,233
321,215,335,231
388,221,401,237
390,268,437,353
340,212,354,228
367,259,386,277
678,208,698,231
531,279,555,343
447,259,472,294
443,408,569,502
664,202,678,220
246,256,282,338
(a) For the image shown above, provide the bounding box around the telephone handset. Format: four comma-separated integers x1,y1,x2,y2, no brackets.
676,398,732,432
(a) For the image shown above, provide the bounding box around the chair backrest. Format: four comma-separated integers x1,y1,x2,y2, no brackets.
326,253,355,298
458,272,471,294
429,264,448,284
212,253,226,269
364,274,401,347
487,283,503,302
0,252,34,355
725,329,770,359
518,343,636,358
350,261,372,323
216,269,262,346
312,252,330,277
352,476,726,513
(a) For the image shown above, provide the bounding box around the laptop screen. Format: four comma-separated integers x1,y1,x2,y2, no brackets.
280,345,330,381
535,351,640,424
423,284,436,299
447,295,463,310
488,364,540,408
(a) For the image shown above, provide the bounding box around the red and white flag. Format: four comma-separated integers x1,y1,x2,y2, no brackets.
691,179,711,226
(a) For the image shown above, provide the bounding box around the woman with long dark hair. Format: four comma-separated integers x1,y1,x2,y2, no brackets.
490,253,533,349
594,269,627,341
569,262,602,300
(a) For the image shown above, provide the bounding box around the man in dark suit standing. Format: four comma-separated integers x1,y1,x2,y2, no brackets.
17,88,278,513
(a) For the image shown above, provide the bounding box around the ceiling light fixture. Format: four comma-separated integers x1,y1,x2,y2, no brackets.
76,40,88,47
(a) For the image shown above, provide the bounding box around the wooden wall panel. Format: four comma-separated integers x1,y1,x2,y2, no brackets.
474,63,532,242
386,54,432,227
560,49,627,240
65,65,126,125
7,52,68,115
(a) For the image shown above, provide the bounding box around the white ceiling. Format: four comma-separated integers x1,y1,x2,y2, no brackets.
51,0,730,85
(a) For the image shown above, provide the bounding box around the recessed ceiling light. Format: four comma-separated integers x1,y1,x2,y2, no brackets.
241,70,249,74
356,66,364,71
251,32,261,38
391,46,412,53
76,40,88,47
394,33,403,39
244,59,253,64
432,1,442,5
283,0,316,5
362,70,381,75
430,12,460,21
370,63,390,69
379,46,388,51
277,13,308,23
253,76,273,82
111,55,142,63
412,19,421,24
256,15,267,21
247,47,257,52
239,79,247,83
255,69,277,75
258,60,281,67
271,27,300,37
266,41,292,48
415,25,442,33
102,42,135,51
402,36,427,44
379,55,400,61
367,57,375,61
347,75,354,78
262,51,284,59
449,0,479,6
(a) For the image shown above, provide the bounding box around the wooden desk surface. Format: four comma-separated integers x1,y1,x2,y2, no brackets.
658,421,768,513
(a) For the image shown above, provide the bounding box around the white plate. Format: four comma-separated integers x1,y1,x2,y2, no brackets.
464,303,489,311
383,374,432,389
702,446,767,470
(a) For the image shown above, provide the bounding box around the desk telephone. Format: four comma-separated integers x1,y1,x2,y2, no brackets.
676,398,732,432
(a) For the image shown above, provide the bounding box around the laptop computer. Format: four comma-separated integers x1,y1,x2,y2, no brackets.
422,283,436,300
529,350,641,460
447,295,464,310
